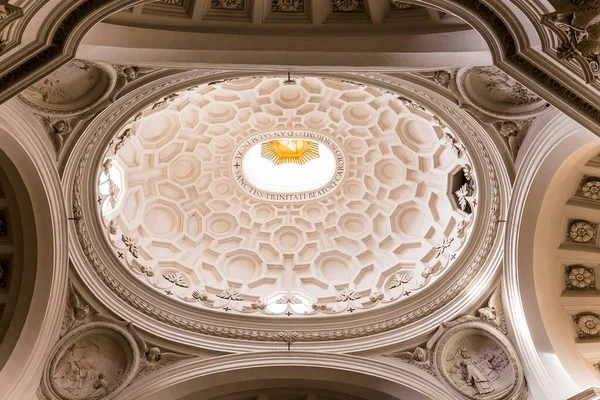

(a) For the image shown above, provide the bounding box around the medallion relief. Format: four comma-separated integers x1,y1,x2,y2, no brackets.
19,60,119,117
43,284,193,399
17,60,158,159
51,332,127,399
386,288,525,399
453,67,549,120
431,66,553,160
45,323,139,400
438,329,515,398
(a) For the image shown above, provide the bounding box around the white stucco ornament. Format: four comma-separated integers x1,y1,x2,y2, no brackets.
433,322,524,400
67,70,508,345
96,76,476,318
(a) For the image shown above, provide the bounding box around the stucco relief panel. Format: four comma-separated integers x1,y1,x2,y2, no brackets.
44,323,140,400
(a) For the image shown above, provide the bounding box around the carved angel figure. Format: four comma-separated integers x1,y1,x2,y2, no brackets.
122,66,139,81
47,119,71,155
432,70,452,88
61,283,91,336
52,120,71,135
478,307,502,330
388,347,433,374
137,345,190,379
475,67,540,106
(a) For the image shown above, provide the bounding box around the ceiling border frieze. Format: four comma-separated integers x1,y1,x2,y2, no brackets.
63,69,509,352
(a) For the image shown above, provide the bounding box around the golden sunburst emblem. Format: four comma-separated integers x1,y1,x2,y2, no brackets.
260,139,320,165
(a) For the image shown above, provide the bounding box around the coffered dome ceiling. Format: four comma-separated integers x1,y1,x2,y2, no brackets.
96,76,476,318
67,70,506,345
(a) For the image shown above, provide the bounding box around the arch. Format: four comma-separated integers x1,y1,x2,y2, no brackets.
195,384,396,400
504,108,600,400
118,352,458,400
1,0,600,140
0,99,68,399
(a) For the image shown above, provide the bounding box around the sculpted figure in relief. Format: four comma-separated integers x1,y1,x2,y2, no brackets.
473,67,540,106
443,335,513,398
52,333,126,399
550,1,600,74
460,359,494,394
136,344,190,379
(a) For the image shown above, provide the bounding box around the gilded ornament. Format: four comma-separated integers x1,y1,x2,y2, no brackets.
261,139,319,165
